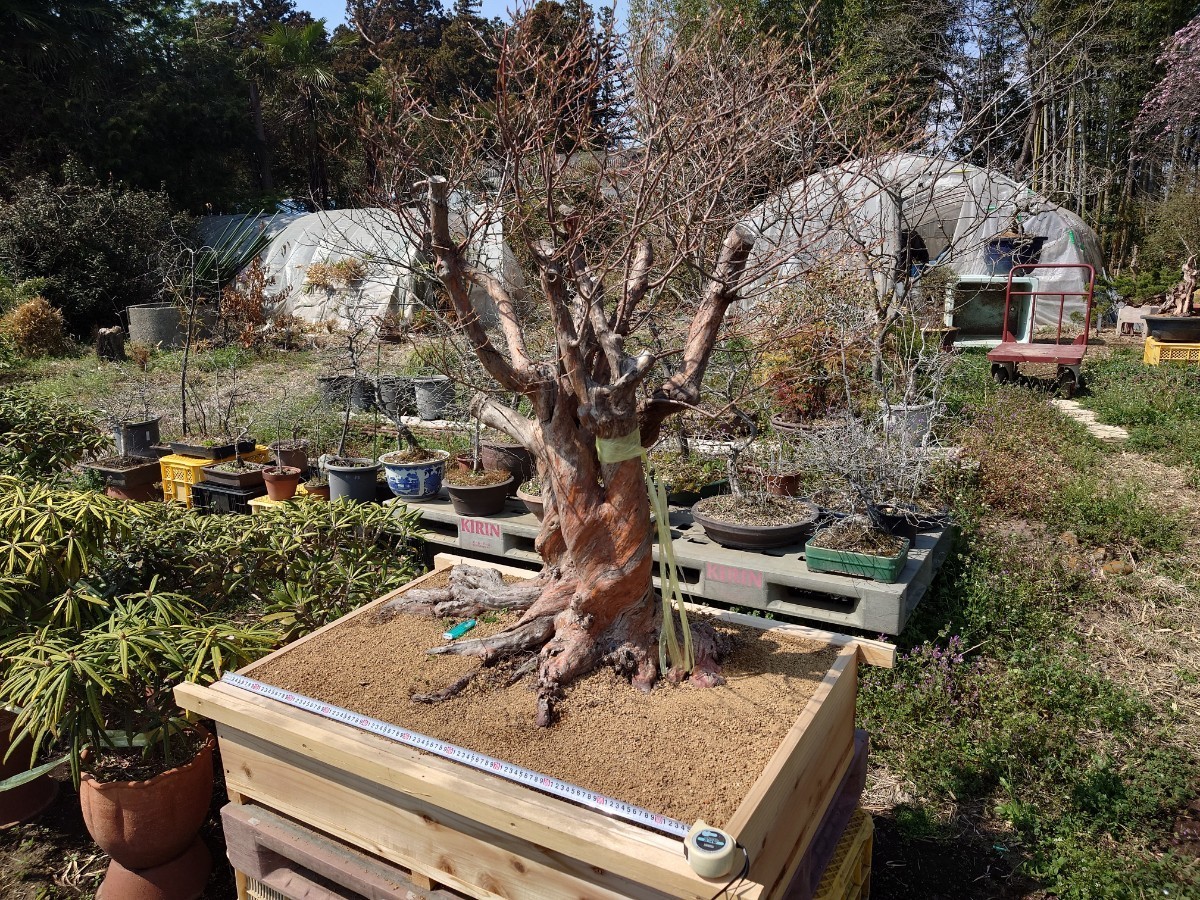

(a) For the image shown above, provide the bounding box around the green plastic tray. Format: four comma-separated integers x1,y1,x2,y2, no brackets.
804,536,911,583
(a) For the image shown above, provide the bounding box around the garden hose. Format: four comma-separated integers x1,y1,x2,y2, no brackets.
596,431,695,676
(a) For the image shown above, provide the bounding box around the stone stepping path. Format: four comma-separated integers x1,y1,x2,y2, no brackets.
1050,398,1129,442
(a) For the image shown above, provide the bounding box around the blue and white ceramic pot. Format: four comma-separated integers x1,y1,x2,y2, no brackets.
379,449,449,501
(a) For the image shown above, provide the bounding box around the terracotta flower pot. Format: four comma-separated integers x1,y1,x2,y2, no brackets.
304,481,331,501
95,837,211,900
0,709,59,829
741,466,801,497
267,440,309,472
516,486,544,520
80,726,215,870
262,466,303,501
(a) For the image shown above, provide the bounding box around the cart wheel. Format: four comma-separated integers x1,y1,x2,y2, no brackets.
1055,369,1079,399
991,364,1012,384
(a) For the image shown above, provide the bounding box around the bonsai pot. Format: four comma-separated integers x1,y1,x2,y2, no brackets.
691,497,820,550
516,483,544,520
1143,315,1200,343
87,455,162,488
267,439,309,472
379,449,449,501
481,441,534,496
113,417,161,457
445,473,514,517
875,505,919,541
413,376,455,421
262,466,303,501
665,478,728,508
0,708,59,829
376,376,415,422
805,523,911,583
169,439,257,460
202,460,266,489
741,466,801,497
106,483,161,502
80,726,216,871
304,480,331,501
325,458,382,503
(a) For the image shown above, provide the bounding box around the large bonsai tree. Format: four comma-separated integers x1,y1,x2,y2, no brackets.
366,14,899,724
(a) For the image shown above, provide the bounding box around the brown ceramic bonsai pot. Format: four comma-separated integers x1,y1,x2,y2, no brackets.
446,475,514,517
262,465,303,501
202,461,266,489
85,456,162,489
516,485,544,520
80,725,215,870
481,441,533,496
691,498,820,550
267,439,310,472
0,709,59,829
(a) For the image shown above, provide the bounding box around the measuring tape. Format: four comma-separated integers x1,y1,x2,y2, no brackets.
220,673,692,839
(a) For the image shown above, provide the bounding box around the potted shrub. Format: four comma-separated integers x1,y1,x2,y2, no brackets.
303,474,331,500
0,591,273,898
267,437,310,472
805,516,911,582
262,466,303,501
444,468,513,516
517,478,545,520
691,493,820,550
379,448,450,501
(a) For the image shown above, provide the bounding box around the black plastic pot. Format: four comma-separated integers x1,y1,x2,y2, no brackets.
665,479,728,508
413,376,454,421
1143,315,1200,343
875,506,919,542
376,376,415,422
169,439,257,460
317,375,351,405
446,476,514,516
690,498,820,551
325,458,381,503
113,417,162,457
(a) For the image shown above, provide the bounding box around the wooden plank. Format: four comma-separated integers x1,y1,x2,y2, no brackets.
219,727,671,900
726,647,857,895
176,682,733,899
432,553,896,666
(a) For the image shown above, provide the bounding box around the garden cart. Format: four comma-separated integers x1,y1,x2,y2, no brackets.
987,262,1096,397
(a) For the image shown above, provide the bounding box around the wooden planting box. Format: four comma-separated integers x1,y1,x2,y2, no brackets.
176,554,893,900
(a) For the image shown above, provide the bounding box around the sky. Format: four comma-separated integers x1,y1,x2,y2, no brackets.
294,0,530,26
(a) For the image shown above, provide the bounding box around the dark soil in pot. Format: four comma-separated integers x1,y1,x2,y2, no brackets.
691,494,820,550
169,438,257,460
444,469,513,516
481,441,533,496
202,460,266,489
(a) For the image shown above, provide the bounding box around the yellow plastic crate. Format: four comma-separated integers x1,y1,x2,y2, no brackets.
160,446,271,507
248,484,309,514
814,809,874,900
1144,336,1200,366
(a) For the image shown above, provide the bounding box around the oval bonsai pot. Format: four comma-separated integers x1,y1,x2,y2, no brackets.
412,376,455,421
691,498,820,550
262,466,303,501
113,416,162,457
202,461,266,489
267,440,309,472
378,449,449,501
1143,315,1200,343
446,475,514,517
80,726,215,871
516,485,544,520
0,709,59,829
325,458,382,503
481,441,533,496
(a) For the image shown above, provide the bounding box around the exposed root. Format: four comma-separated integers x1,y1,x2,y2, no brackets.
427,615,556,662
374,565,542,620
411,670,478,704
677,619,734,688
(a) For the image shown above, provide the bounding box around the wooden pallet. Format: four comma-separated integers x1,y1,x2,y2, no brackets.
391,497,955,635
176,554,893,900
